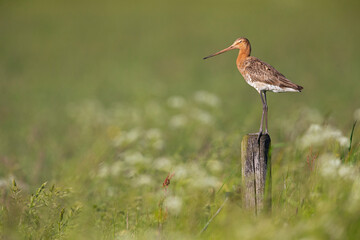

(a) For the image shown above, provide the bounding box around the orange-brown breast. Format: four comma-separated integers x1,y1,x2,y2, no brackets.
236,47,251,75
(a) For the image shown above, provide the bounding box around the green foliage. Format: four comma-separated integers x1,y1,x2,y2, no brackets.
1,181,80,239
3,96,359,239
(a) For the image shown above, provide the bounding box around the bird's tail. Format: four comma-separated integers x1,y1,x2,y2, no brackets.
297,85,304,92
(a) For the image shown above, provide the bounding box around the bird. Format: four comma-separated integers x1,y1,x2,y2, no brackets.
203,38,303,141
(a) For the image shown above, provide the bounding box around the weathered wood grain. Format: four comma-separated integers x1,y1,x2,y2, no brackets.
241,133,271,214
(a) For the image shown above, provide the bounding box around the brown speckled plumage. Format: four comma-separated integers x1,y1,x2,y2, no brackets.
240,56,303,92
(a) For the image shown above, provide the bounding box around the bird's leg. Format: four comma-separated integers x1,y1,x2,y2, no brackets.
258,91,266,142
264,91,269,135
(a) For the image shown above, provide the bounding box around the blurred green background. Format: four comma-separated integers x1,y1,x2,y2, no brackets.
1,0,359,175
1,0,360,239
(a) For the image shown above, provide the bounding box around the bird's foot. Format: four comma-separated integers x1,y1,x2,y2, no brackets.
257,131,263,143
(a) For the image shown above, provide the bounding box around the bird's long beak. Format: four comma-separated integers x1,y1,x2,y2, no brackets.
203,45,234,60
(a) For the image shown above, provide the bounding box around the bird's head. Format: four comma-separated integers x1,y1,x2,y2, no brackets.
203,37,251,60
231,37,251,50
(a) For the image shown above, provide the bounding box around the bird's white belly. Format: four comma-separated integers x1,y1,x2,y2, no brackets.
245,74,298,93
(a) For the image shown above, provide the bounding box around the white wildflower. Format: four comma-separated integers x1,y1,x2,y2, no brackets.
98,163,110,178
126,129,141,142
123,167,137,178
302,108,324,124
186,163,220,188
167,96,186,109
169,114,188,128
164,196,183,214
206,160,223,174
187,162,206,177
319,154,341,178
153,139,165,150
123,151,150,165
191,176,220,189
134,175,153,186
173,165,188,179
319,153,356,180
194,91,220,107
154,157,172,171
111,161,123,176
145,128,162,140
354,108,360,121
338,165,355,179
192,109,213,125
145,129,164,150
115,230,132,240
300,124,349,148
113,128,141,147
338,136,350,147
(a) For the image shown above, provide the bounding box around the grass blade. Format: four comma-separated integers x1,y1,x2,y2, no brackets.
348,121,357,152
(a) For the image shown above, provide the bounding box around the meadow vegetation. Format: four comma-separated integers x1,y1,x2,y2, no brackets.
1,0,360,239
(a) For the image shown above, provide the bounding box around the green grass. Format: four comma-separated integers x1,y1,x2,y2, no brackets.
1,0,360,239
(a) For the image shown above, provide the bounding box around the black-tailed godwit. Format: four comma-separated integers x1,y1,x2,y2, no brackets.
204,38,303,140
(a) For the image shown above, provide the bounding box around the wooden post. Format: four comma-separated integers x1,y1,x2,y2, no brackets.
241,133,271,214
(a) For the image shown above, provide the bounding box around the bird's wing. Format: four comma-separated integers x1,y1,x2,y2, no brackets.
244,57,302,91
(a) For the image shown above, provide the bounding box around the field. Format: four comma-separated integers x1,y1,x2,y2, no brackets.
1,0,360,239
